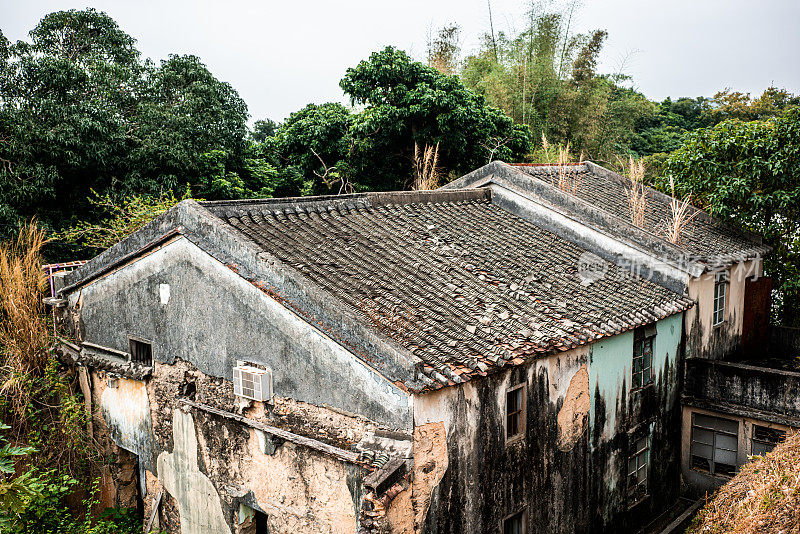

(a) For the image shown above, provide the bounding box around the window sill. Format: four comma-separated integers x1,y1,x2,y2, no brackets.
505,434,525,447
627,494,650,511
630,382,655,394
691,467,734,479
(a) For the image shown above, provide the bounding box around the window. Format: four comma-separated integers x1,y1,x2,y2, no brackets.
502,511,525,534
751,425,786,456
627,435,650,504
691,413,739,476
505,384,525,443
128,337,152,366
632,325,656,389
712,273,728,326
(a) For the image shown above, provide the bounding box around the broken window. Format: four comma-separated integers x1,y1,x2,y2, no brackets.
627,434,649,504
712,273,728,326
502,510,525,534
632,325,656,389
751,425,786,457
129,337,153,366
505,383,525,443
691,413,739,476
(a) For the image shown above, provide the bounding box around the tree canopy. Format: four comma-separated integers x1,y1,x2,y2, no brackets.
266,47,531,196
661,108,800,325
0,9,254,242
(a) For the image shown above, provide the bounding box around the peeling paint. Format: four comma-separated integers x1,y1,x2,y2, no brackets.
100,377,153,469
557,364,589,451
411,422,448,530
242,428,358,534
156,409,230,534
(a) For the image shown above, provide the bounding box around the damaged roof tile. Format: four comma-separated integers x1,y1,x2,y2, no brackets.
201,190,693,390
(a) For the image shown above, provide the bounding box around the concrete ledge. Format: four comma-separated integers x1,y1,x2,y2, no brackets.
180,398,362,464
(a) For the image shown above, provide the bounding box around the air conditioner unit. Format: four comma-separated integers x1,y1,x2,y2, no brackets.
233,362,273,402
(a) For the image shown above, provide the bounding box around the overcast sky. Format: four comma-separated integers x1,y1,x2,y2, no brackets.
2,0,799,124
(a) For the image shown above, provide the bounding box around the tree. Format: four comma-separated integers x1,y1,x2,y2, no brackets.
661,108,800,325
0,9,143,239
268,103,354,195
427,24,461,75
0,9,258,244
131,54,250,194
250,119,278,143
340,46,530,190
459,2,652,160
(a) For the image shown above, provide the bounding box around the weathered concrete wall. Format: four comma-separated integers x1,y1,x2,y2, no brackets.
86,369,145,511
141,359,377,534
588,312,683,530
683,359,800,421
157,409,231,534
69,237,411,431
686,259,761,361
406,312,683,533
413,345,593,533
99,376,155,472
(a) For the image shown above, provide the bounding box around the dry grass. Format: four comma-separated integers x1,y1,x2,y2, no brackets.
554,141,583,195
663,176,698,244
625,156,647,228
413,141,441,190
0,221,52,422
688,430,800,534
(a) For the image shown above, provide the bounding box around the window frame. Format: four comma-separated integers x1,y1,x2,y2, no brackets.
751,425,786,457
505,382,526,446
501,509,526,534
627,434,650,506
690,412,739,477
712,273,728,327
128,336,153,366
631,325,656,391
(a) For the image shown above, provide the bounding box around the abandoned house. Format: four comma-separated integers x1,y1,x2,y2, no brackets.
48,161,789,533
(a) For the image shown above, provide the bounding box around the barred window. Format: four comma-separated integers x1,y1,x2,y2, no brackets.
627,435,650,504
506,384,525,444
713,273,728,326
632,325,656,389
751,425,786,457
128,337,152,366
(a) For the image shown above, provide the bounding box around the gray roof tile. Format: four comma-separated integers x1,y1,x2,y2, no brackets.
202,191,693,388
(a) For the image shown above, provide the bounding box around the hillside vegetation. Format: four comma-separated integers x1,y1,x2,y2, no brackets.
688,431,800,533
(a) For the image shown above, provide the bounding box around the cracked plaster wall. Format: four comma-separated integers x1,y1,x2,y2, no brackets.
70,237,411,431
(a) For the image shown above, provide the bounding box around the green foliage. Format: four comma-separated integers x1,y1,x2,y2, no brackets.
8,471,139,534
268,103,354,195
0,8,255,242
250,119,278,143
264,48,530,195
0,423,42,531
632,88,800,157
657,108,800,325
56,189,188,251
340,46,530,189
459,3,653,160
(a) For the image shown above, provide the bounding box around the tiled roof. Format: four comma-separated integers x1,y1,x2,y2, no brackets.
202,190,692,389
513,164,768,263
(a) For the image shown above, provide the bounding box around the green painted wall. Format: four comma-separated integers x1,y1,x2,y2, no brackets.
588,312,683,445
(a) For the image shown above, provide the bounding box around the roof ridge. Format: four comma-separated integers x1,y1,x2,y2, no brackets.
200,189,491,218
